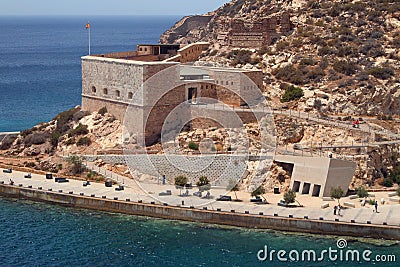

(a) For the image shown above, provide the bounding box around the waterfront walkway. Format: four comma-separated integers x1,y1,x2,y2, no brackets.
2,167,399,228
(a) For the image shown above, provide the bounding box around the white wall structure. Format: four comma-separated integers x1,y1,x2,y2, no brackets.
275,155,357,198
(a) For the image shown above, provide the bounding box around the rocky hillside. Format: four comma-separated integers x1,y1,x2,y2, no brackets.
161,0,400,116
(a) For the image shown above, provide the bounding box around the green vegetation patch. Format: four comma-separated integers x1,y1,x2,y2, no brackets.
280,85,304,103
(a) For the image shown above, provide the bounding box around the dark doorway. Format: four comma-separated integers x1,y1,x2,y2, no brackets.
302,182,311,194
312,184,321,197
188,87,197,103
292,181,300,192
153,46,160,55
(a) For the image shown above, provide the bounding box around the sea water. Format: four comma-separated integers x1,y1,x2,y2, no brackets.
0,197,398,266
0,15,178,132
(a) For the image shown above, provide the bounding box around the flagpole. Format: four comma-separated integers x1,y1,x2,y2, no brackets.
88,21,91,55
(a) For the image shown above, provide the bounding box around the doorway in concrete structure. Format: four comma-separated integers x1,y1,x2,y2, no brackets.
292,181,300,192
188,87,197,104
312,184,321,197
153,46,160,55
302,182,311,194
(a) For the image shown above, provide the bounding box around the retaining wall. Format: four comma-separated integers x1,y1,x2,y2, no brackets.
0,184,399,240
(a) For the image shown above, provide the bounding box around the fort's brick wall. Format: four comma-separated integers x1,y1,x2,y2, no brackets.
81,57,263,146
225,12,293,48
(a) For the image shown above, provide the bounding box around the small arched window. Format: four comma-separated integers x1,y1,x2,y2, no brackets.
103,88,108,95
91,86,96,93
128,92,133,99
116,90,121,98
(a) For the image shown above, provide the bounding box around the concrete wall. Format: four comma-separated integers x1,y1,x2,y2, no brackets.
276,155,356,198
85,154,248,187
1,184,398,240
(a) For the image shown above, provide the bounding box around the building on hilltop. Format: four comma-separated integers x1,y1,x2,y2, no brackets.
81,42,264,146
217,12,294,48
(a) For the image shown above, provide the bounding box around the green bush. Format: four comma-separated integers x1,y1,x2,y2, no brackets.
367,67,394,80
397,187,400,197
283,190,296,204
356,186,369,198
251,186,265,197
68,123,89,137
273,65,306,85
333,60,358,75
280,85,304,103
65,137,76,146
98,106,107,116
51,107,81,148
76,137,92,146
229,50,251,65
188,142,199,150
380,178,393,187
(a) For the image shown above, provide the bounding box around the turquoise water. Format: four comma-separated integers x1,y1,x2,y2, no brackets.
0,15,178,132
0,197,398,266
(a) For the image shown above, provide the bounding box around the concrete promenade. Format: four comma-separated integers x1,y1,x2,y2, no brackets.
1,168,400,230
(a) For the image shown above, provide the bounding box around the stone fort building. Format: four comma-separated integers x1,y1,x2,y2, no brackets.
81,42,356,197
81,42,264,146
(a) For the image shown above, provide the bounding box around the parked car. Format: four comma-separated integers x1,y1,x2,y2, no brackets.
193,191,202,197
3,168,12,173
250,196,263,203
24,173,32,178
217,195,232,201
115,185,124,191
55,177,69,183
105,179,112,187
158,190,172,196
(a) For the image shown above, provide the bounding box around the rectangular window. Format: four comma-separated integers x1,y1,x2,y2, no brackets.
302,183,311,194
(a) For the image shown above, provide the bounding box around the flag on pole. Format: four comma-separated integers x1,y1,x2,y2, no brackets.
86,21,91,55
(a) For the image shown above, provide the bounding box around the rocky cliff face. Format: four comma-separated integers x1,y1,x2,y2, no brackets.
161,0,400,116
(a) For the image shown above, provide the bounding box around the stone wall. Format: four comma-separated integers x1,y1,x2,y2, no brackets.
85,154,248,187
226,12,293,48
82,96,128,122
177,42,210,63
1,184,398,239
81,57,263,146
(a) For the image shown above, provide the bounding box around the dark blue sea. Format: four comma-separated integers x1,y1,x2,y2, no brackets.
0,197,398,267
0,16,399,266
0,15,178,132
